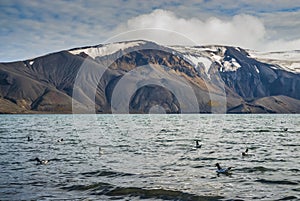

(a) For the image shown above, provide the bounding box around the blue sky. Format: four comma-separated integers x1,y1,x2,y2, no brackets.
1,0,300,61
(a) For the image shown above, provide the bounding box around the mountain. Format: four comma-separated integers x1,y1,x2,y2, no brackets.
0,40,299,114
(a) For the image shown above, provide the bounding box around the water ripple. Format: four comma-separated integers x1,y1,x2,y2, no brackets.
255,179,298,185
0,114,299,200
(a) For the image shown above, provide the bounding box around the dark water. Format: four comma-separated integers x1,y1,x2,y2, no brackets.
0,114,299,201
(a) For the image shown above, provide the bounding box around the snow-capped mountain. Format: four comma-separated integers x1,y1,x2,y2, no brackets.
0,40,299,114
69,40,300,74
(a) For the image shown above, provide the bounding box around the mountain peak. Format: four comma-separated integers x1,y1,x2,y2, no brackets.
68,40,154,59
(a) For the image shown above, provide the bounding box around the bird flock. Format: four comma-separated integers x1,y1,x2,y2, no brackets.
194,140,255,176
27,127,288,176
27,135,64,165
28,136,252,173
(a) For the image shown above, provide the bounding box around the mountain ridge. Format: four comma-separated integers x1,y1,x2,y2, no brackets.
0,40,299,114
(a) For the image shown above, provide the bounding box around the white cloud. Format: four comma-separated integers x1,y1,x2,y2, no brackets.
112,9,300,52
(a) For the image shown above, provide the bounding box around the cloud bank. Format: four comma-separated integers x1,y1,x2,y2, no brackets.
114,9,300,52
1,0,300,61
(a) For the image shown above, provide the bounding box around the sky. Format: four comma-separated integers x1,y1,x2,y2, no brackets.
1,0,300,62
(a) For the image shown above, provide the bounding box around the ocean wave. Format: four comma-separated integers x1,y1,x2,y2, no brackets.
81,170,134,178
61,182,225,200
255,179,298,185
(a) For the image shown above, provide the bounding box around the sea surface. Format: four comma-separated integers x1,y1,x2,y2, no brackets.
0,114,299,201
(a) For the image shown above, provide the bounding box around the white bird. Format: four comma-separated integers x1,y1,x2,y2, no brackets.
215,163,232,174
99,147,104,155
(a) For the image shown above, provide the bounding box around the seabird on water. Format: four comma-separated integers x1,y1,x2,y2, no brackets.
57,138,64,142
99,147,104,155
34,157,49,165
195,140,201,148
215,163,232,175
242,148,255,157
242,148,249,156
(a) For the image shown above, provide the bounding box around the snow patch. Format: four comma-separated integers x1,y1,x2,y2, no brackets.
69,41,146,59
212,55,222,63
231,58,241,67
29,61,34,65
254,65,260,73
213,55,241,72
248,50,300,73
171,45,242,75
170,46,216,78
185,54,212,69
222,59,241,72
249,50,300,61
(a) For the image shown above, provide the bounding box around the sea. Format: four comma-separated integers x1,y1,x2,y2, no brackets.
0,114,299,201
